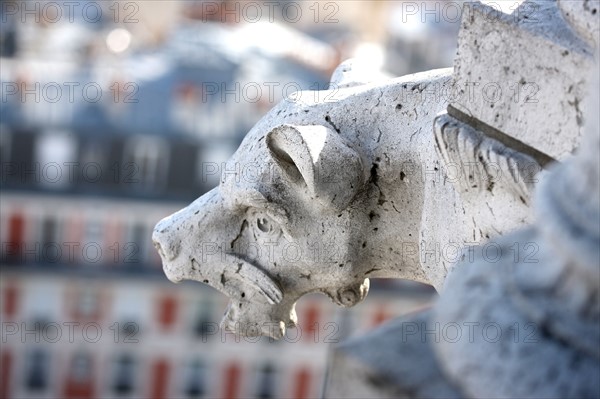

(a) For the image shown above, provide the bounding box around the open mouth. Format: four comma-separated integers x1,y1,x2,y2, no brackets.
183,254,283,306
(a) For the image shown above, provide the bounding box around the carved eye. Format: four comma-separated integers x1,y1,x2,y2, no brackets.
251,212,281,237
257,217,272,233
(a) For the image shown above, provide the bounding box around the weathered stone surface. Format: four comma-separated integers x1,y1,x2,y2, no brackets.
434,230,599,398
429,112,542,259
324,312,464,399
558,0,600,46
451,0,596,160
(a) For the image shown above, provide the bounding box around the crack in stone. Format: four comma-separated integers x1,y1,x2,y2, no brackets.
324,114,341,133
231,220,248,249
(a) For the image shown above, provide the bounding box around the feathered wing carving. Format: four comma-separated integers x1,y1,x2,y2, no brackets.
433,112,545,203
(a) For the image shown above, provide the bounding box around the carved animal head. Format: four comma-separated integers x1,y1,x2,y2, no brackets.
152,63,460,339
153,117,372,339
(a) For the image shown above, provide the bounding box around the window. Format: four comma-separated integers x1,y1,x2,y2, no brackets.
184,358,206,398
79,140,107,185
123,136,169,190
78,291,98,319
71,353,92,382
34,130,77,189
112,354,136,395
82,219,103,266
25,349,48,391
41,217,57,249
40,216,59,264
114,221,144,268
0,125,11,163
255,362,276,399
71,287,102,322
129,222,147,266
192,300,214,339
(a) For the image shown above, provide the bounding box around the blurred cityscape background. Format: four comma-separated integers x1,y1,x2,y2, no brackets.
0,1,463,398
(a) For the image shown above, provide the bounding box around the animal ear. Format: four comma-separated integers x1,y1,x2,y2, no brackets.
266,124,365,210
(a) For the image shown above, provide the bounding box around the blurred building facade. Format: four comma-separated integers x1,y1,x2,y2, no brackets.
0,1,451,398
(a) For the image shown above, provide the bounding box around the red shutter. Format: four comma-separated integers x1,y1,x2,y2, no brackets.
293,367,311,399
6,213,24,261
156,295,177,330
63,356,95,399
2,284,18,319
0,351,12,399
302,304,319,343
150,359,170,399
223,363,241,399
64,380,94,399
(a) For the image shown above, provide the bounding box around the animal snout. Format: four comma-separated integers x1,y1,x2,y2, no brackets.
152,220,181,262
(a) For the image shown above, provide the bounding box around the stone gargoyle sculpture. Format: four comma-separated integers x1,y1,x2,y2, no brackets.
152,60,548,339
